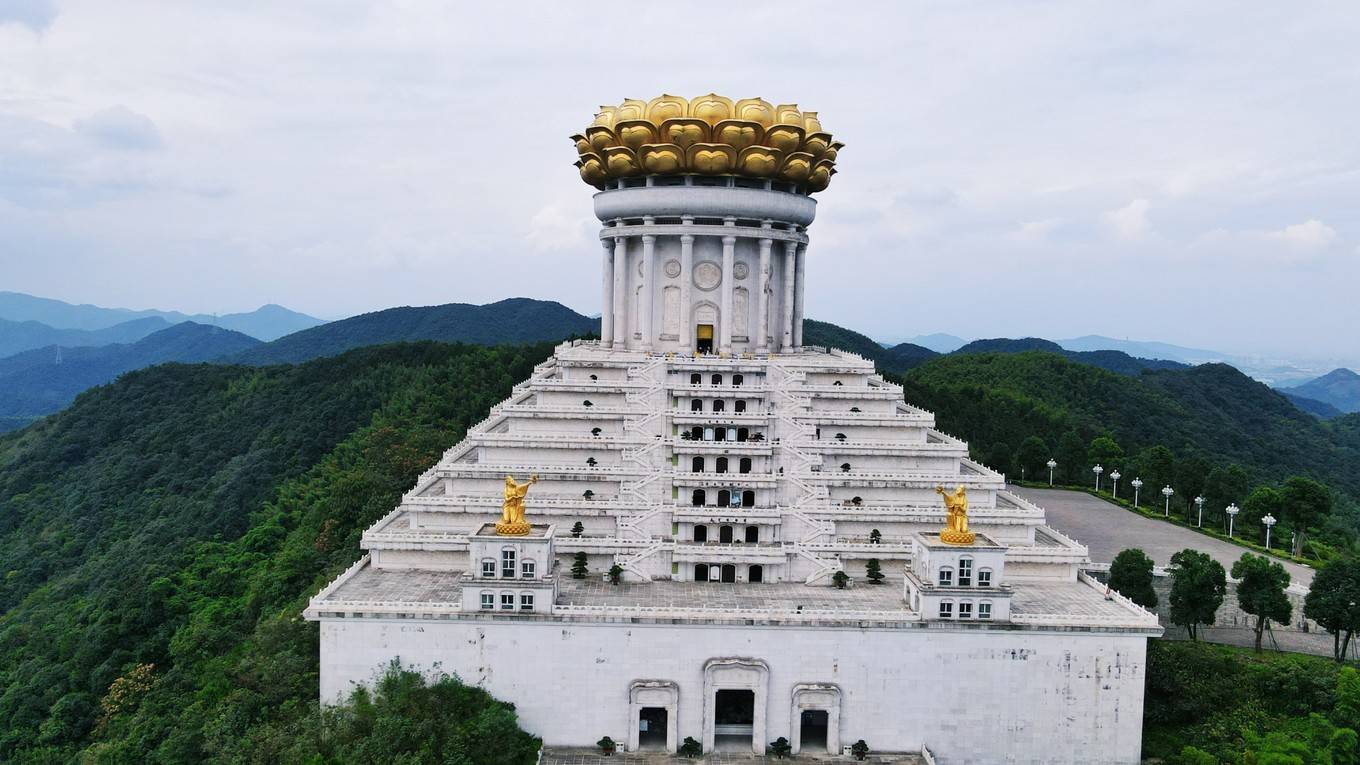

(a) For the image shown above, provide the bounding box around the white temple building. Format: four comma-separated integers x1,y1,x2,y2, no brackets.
306,94,1161,764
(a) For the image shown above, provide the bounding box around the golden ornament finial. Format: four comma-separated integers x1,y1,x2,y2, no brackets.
936,484,975,545
496,474,538,536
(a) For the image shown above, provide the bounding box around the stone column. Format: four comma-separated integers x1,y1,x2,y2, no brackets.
756,233,772,354
792,242,807,349
640,217,656,352
720,232,736,355
612,235,628,347
600,239,614,349
781,240,797,351
679,217,694,351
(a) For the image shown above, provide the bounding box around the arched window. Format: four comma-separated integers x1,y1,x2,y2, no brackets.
737,427,749,441
716,457,729,474
938,567,954,587
695,563,710,582
720,525,734,543
938,600,954,619
720,564,737,583
694,525,708,542
481,558,496,578
734,400,746,413
480,591,494,610
958,557,974,587
978,601,993,620
840,462,852,473
726,427,738,442
742,489,755,506
739,457,752,474
744,525,759,543
835,433,847,441
958,601,974,619
714,428,726,442
691,399,703,412
692,489,706,506
711,374,723,386
748,564,764,583
690,373,702,385
733,374,744,387
692,456,705,473
713,399,725,412
717,489,731,506
501,549,516,578
691,426,704,441
978,568,993,588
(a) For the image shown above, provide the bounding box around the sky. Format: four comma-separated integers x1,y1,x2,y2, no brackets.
0,1,1356,362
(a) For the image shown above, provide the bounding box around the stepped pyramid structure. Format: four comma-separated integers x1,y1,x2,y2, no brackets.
307,94,1161,764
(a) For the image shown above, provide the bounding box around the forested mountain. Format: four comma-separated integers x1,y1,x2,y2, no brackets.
1281,391,1345,419
228,298,599,365
0,292,324,341
954,337,1187,375
1285,368,1360,414
0,323,260,427
802,319,938,373
0,316,172,358
0,341,548,763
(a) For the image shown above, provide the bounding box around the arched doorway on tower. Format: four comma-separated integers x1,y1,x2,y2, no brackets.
696,323,714,354
694,303,718,354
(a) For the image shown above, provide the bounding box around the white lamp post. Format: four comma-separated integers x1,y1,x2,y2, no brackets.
1194,495,1205,528
1047,459,1057,486
1093,464,1103,491
1161,486,1175,518
1110,470,1121,499
1263,513,1277,549
1226,503,1240,537
1132,477,1143,508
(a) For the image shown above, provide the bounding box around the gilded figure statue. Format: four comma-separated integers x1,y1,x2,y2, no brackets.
935,484,976,545
496,474,538,536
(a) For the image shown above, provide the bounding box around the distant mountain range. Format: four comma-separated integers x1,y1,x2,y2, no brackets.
1283,368,1360,414
0,291,325,341
0,315,172,357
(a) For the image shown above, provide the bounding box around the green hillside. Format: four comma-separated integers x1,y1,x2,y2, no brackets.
802,319,938,373
0,341,548,763
1286,368,1360,414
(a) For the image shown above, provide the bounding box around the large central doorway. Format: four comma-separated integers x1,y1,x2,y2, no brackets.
800,709,829,753
714,689,754,751
696,323,714,353
638,707,668,751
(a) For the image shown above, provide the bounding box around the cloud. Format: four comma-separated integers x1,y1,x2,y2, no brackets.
1101,199,1151,239
526,203,593,252
1010,219,1063,242
0,0,56,32
1267,219,1337,249
74,106,164,151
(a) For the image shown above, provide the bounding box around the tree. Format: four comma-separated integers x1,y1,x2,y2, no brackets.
1015,435,1049,482
1175,456,1210,521
1088,435,1125,474
869,528,882,544
769,737,792,758
832,570,849,589
1232,553,1293,652
1056,430,1087,484
1108,548,1158,609
985,441,1012,476
1134,445,1175,497
1243,486,1285,543
679,736,703,758
1335,666,1360,730
1167,549,1226,641
1203,464,1250,527
571,521,584,537
571,551,589,579
1305,557,1360,661
1283,476,1333,556
608,563,624,585
865,558,885,585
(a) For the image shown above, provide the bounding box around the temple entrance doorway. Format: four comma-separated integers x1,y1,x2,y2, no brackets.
696,324,714,353
714,689,754,751
799,709,829,753
638,707,668,751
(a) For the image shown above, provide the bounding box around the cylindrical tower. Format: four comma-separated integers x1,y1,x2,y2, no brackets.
571,94,843,356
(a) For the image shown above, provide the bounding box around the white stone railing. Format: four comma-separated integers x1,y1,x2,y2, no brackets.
552,602,918,623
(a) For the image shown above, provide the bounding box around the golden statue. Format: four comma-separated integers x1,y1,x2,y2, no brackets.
496,474,538,536
936,484,976,545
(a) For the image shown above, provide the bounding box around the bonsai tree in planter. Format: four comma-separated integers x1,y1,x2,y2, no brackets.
769,737,792,758
866,558,885,585
571,521,585,537
582,490,595,501
597,736,616,755
851,739,870,760
833,570,850,589
586,457,598,467
869,528,881,544
679,737,703,758
571,551,589,579
608,564,624,585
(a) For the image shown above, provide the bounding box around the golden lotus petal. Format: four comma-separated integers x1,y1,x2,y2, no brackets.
685,143,737,174
576,155,608,188
570,134,591,155
616,98,647,121
603,146,642,176
807,158,836,191
823,141,845,162
779,152,815,183
803,132,832,158
639,144,686,174
764,124,805,155
586,125,617,154
659,118,710,150
689,93,734,125
737,146,784,177
774,103,802,126
592,106,618,130
713,120,765,152
615,120,658,152
734,98,775,128
802,110,822,134
646,94,689,123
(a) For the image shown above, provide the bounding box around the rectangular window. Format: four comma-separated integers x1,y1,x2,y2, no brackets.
501,549,516,578
978,602,992,620
938,602,953,619
978,569,992,588
521,559,536,579
520,593,534,611
958,559,973,587
959,602,974,619
500,593,515,610
938,568,953,586
481,559,496,578
480,592,494,610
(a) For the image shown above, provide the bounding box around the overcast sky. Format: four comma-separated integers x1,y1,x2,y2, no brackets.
1,2,1356,361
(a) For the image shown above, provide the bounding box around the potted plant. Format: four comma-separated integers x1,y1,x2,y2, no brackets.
869,528,881,543
833,570,850,589
769,737,792,758
851,739,869,760
597,736,616,755
866,558,885,585
571,551,589,579
572,521,585,537
582,490,594,501
608,564,624,585
679,736,703,758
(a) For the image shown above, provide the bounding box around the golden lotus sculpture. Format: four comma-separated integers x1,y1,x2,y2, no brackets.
571,93,843,193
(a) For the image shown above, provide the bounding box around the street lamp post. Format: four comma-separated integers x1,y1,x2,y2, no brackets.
1110,470,1121,500
1132,478,1143,508
1093,464,1103,492
1047,459,1057,486
1226,503,1240,537
1161,486,1175,518
1263,514,1277,549
1195,495,1205,528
